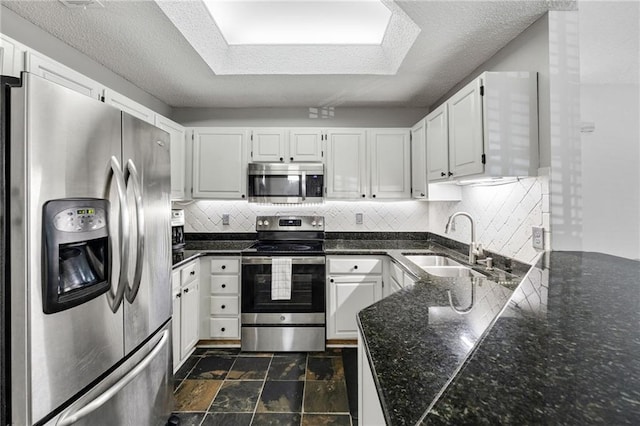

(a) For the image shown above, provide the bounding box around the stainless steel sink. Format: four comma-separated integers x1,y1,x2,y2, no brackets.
404,255,483,278
404,255,464,267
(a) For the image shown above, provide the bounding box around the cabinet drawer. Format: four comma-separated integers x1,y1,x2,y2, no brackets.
210,296,239,315
210,258,240,274
209,318,240,339
329,258,382,274
210,275,239,294
390,262,404,283
180,262,199,285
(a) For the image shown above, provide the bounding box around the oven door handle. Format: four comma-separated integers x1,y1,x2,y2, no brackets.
242,256,325,265
301,171,307,201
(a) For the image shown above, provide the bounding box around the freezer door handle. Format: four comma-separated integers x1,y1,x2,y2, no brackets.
124,159,144,303
56,330,169,426
105,156,130,313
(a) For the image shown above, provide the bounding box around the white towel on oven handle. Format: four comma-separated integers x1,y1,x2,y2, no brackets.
271,257,292,300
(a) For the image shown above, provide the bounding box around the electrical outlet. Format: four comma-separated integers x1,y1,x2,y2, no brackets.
532,226,544,249
355,213,363,225
222,214,230,225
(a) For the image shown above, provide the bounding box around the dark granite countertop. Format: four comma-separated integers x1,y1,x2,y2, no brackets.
358,251,640,425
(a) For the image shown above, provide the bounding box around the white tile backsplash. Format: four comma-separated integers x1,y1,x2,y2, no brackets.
428,176,549,264
181,176,548,265
180,200,431,233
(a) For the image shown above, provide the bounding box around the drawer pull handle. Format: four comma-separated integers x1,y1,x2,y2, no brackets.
221,327,226,332
221,284,226,288
354,265,358,270
221,265,226,270
221,305,226,309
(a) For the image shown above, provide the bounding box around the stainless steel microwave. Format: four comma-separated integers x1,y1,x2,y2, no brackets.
247,163,324,203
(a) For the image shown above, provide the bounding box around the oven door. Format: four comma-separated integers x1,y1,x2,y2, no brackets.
241,256,325,315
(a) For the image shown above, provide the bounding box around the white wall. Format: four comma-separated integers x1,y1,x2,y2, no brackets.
181,200,430,233
579,2,640,260
0,5,171,117
172,106,429,128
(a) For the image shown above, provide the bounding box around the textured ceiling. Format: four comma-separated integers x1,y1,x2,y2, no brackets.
1,0,551,108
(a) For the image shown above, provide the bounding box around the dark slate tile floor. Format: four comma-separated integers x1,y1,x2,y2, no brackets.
172,348,356,426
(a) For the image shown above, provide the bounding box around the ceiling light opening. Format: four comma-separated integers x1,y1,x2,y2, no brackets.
202,0,392,45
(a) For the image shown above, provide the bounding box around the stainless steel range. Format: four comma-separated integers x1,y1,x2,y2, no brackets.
241,216,326,352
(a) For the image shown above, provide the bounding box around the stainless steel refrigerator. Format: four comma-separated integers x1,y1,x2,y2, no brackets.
1,73,173,425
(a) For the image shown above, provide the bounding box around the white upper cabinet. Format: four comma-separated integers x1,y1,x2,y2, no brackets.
289,128,323,162
427,72,538,182
25,51,104,100
369,129,411,199
448,78,484,178
103,89,155,124
0,34,26,78
326,129,368,199
192,128,248,199
410,120,428,199
250,128,287,162
155,115,187,200
426,103,450,182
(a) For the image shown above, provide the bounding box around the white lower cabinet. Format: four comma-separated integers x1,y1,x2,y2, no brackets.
358,329,386,425
202,256,242,341
327,257,383,340
172,259,200,372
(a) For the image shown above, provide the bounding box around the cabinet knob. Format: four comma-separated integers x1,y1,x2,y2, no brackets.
221,305,226,309
372,194,376,198
330,279,334,283
241,194,246,199
221,284,226,288
441,172,446,177
279,157,284,162
448,172,453,177
221,327,226,332
290,157,294,161
176,293,181,298
354,265,358,270
362,194,365,198
421,193,425,197
183,288,189,294
190,271,195,275
221,265,226,270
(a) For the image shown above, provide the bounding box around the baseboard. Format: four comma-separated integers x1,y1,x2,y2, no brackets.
327,339,357,347
197,339,241,347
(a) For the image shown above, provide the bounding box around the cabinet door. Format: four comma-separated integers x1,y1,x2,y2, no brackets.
251,129,287,162
0,34,26,78
448,78,484,178
192,128,248,199
327,275,382,339
369,129,411,199
155,115,187,200
289,128,323,162
410,120,428,199
326,129,367,199
103,89,155,124
25,51,103,100
180,280,199,359
172,290,182,371
426,103,450,181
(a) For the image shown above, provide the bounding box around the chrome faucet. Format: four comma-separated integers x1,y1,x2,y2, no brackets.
444,212,484,264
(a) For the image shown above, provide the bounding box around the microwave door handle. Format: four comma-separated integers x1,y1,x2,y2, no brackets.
301,171,307,201
104,156,129,313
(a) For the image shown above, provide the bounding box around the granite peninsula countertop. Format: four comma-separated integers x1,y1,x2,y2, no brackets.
358,251,640,425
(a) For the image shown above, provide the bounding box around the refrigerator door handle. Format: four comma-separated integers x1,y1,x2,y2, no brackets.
105,156,130,313
55,329,169,426
124,159,144,303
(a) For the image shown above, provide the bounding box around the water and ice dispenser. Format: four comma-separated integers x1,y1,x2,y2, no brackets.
42,199,110,314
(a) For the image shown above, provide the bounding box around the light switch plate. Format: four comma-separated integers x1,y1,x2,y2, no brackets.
356,213,363,225
222,214,230,225
532,226,544,249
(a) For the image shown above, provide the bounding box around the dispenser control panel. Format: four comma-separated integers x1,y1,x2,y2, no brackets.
53,207,107,232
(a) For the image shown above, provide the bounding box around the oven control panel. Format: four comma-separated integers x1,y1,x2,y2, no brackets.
256,215,324,231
